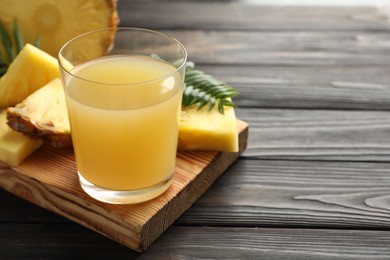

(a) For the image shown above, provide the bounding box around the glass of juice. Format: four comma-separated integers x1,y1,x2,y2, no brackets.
58,28,187,204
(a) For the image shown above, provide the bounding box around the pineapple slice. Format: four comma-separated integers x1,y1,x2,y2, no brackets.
0,43,59,108
0,110,43,166
7,78,71,149
178,103,239,152
0,0,118,58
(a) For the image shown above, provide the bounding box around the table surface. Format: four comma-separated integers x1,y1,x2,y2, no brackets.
2,1,390,259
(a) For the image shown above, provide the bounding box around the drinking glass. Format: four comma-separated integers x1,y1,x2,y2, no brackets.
58,28,187,204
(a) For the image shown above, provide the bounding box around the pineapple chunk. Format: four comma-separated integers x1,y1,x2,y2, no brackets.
0,110,43,166
7,78,71,149
0,0,118,57
178,104,239,152
0,44,59,108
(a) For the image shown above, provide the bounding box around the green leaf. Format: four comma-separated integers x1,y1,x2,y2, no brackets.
0,22,15,62
33,35,41,48
0,20,31,77
182,62,238,114
0,65,7,75
207,97,216,111
183,85,194,104
0,52,4,64
12,20,24,53
185,61,195,71
197,93,210,110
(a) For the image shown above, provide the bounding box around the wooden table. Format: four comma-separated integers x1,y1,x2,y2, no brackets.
2,1,390,259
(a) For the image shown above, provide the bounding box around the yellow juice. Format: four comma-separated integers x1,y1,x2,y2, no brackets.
65,55,183,191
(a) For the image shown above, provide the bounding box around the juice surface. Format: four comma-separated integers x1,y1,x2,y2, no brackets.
65,55,182,190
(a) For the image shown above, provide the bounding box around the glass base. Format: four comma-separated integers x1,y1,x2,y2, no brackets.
78,173,173,204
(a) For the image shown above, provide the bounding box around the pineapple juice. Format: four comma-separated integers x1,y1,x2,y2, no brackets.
65,55,182,195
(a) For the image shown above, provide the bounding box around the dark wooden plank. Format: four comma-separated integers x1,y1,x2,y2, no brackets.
0,191,140,257
178,159,390,229
141,226,390,259
2,224,389,259
0,224,139,259
0,189,70,223
3,158,390,229
197,65,390,110
118,1,389,31
235,108,390,161
159,30,390,66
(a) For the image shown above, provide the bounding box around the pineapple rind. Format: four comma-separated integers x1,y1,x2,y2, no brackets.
0,110,43,166
7,78,72,149
0,44,60,108
178,103,239,152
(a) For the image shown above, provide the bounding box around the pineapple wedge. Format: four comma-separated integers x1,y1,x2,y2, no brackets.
7,78,71,149
0,43,59,108
178,103,239,152
0,0,118,58
0,110,43,166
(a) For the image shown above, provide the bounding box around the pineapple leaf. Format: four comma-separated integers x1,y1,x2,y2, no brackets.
0,66,7,75
0,20,31,77
33,35,41,48
12,20,24,53
0,22,15,63
182,62,238,114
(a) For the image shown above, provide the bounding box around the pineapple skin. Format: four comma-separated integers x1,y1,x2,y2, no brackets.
0,44,60,109
178,104,239,152
7,78,71,149
0,110,43,166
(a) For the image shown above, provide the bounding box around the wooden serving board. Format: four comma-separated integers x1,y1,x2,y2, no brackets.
0,120,248,252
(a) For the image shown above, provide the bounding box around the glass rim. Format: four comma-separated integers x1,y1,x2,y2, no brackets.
58,27,187,86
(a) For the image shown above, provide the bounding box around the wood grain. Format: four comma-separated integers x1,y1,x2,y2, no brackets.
178,159,390,229
119,1,389,31
142,226,390,259
2,223,390,259
118,2,390,67
0,120,248,252
158,30,390,66
235,108,390,161
196,65,390,110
